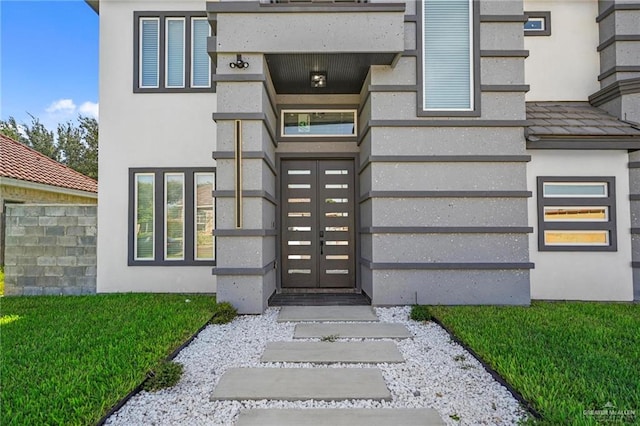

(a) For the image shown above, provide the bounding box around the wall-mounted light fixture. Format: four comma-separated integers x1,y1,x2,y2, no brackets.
310,72,327,88
230,54,249,69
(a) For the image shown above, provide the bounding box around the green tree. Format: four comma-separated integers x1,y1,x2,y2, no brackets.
0,117,27,144
23,114,58,161
0,114,98,180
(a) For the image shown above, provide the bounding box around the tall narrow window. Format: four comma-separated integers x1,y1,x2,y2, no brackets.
195,173,215,260
165,173,185,260
166,18,185,88
191,18,211,88
134,174,155,260
422,0,473,111
140,18,159,88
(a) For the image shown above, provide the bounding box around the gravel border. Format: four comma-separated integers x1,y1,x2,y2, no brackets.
105,306,529,425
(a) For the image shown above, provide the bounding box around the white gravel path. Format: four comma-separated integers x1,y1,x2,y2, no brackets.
105,306,528,425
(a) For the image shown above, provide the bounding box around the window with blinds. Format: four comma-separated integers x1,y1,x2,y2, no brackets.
166,18,185,88
136,12,211,91
421,0,474,111
191,18,211,88
140,18,159,88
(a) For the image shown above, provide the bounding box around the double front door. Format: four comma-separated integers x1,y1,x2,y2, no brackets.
281,159,355,288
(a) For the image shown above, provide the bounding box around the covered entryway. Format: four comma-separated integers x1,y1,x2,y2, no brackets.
281,159,355,289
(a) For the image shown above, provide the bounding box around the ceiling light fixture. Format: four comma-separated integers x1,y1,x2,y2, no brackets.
310,72,327,88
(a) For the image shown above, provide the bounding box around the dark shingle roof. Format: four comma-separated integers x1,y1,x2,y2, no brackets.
0,133,98,193
526,102,640,138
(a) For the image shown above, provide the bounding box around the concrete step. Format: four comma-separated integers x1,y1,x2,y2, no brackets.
294,323,412,339
236,408,446,426
210,368,391,401
261,341,404,363
278,306,378,322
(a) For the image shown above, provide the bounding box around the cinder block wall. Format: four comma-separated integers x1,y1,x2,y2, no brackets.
4,204,97,296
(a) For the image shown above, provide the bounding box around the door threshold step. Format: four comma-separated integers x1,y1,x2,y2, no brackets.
278,306,378,322
210,368,391,401
294,323,412,339
236,408,446,426
269,292,370,306
261,341,404,363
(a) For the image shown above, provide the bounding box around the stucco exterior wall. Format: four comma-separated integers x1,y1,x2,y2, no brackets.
97,0,217,294
527,150,633,301
524,0,600,101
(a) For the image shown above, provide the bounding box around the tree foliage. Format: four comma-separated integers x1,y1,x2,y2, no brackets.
0,115,98,180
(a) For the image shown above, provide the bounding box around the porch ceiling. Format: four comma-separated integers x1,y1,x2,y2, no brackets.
265,53,396,94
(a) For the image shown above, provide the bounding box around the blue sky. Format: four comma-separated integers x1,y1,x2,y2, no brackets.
1,0,98,131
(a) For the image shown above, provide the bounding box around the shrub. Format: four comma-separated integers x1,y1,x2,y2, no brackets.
410,305,432,322
143,361,184,392
210,302,237,324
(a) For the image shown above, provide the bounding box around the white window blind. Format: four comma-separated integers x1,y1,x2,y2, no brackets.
140,18,159,88
166,18,185,88
191,18,211,88
422,0,473,110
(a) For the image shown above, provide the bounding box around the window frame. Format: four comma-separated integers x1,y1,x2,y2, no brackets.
537,176,617,252
133,11,213,93
524,11,551,37
128,167,216,266
280,109,358,138
417,0,480,116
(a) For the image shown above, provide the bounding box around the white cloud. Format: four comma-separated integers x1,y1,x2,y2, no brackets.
46,98,77,114
78,101,99,119
42,99,99,130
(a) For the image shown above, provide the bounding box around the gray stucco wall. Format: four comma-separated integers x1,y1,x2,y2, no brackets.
358,0,532,305
212,54,278,314
593,0,640,123
3,204,97,296
630,150,640,301
210,0,532,310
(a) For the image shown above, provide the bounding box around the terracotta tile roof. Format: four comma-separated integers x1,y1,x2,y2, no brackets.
526,102,640,138
0,133,98,193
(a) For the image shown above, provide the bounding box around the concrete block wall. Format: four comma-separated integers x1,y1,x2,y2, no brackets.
0,184,96,265
358,0,532,305
3,205,97,296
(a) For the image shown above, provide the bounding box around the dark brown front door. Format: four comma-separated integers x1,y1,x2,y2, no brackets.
281,159,355,288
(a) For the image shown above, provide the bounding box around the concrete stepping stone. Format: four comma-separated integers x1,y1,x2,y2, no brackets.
236,408,446,425
261,341,404,363
210,368,391,401
294,323,412,339
278,306,378,322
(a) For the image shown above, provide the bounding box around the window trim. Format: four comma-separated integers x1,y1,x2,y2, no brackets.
537,176,617,252
133,11,214,93
128,167,216,266
417,0,480,117
524,11,551,37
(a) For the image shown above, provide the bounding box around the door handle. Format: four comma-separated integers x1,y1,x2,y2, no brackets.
320,239,324,255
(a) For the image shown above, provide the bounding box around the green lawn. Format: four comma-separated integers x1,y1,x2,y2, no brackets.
1,294,216,425
427,302,640,425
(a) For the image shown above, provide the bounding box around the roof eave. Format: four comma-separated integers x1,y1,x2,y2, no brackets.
526,135,640,151
0,176,98,199
86,0,99,14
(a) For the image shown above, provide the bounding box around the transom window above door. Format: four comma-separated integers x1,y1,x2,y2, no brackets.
281,110,357,137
